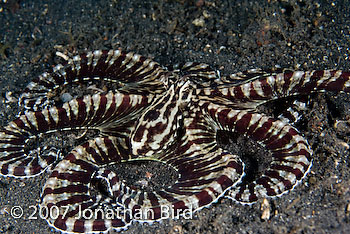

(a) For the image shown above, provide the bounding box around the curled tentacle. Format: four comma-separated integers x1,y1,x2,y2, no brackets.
41,137,132,233
200,101,312,203
0,92,151,177
41,131,243,233
19,50,168,112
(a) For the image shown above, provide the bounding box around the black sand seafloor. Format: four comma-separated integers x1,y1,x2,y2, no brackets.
0,0,350,233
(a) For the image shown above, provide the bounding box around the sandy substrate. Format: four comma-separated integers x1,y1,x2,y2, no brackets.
0,0,350,233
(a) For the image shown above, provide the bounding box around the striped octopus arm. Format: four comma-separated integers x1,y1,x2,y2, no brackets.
0,92,150,177
19,50,168,112
200,101,312,203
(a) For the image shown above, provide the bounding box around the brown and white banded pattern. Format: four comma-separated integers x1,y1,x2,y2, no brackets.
0,49,350,233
